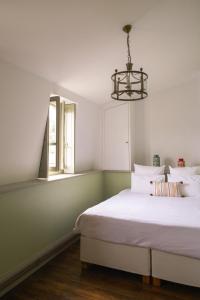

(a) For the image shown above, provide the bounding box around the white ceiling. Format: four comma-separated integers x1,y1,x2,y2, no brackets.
0,0,199,104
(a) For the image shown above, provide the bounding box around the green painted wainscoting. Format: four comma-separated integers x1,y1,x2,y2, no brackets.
103,171,131,199
0,170,131,289
0,172,103,282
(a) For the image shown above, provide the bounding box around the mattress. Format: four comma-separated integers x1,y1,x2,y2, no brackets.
75,189,200,259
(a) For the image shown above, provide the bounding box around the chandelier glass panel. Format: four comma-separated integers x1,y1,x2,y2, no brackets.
111,25,148,101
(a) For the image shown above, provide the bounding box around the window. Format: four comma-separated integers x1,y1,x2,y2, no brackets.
39,96,75,178
63,103,75,173
48,96,75,175
49,98,59,171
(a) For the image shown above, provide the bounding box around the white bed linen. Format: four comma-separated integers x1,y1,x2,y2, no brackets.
75,189,200,259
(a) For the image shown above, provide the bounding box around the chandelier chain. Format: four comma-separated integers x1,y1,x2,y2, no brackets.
127,32,131,63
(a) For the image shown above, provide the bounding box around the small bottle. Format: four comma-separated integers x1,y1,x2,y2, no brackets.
178,158,185,167
153,154,160,167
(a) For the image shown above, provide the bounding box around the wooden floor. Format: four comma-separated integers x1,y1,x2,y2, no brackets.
2,241,200,300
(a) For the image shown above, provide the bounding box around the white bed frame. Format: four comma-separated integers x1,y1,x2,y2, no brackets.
80,236,151,284
152,250,200,288
81,236,200,287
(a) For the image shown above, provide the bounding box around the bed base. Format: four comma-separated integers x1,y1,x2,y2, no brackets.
80,236,151,283
81,237,200,288
152,250,200,288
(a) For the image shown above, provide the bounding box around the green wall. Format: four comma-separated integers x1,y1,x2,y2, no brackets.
0,171,130,282
0,172,103,279
103,171,131,199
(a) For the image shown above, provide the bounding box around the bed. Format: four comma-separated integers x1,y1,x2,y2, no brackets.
75,189,200,287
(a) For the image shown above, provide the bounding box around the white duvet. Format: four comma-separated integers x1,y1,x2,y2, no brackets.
75,189,200,259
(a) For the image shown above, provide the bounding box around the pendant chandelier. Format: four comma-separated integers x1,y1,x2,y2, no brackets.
111,25,148,101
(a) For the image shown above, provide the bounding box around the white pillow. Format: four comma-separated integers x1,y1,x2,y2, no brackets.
169,166,199,176
168,174,200,197
134,164,165,175
131,173,165,194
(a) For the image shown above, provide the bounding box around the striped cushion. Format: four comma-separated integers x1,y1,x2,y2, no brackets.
151,182,182,197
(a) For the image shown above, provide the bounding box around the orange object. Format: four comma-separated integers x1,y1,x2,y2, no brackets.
178,158,185,167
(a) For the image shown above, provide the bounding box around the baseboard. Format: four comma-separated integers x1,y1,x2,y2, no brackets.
0,232,80,297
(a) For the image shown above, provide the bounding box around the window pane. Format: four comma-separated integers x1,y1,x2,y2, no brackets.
64,104,75,172
65,147,72,168
49,100,57,169
65,111,73,146
49,145,56,167
49,102,57,144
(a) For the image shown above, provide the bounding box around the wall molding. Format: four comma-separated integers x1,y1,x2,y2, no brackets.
0,232,79,298
0,170,102,195
103,170,131,173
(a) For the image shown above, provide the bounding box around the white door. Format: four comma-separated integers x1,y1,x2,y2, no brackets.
104,103,130,170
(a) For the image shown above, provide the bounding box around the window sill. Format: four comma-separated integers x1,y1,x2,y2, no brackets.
38,170,100,182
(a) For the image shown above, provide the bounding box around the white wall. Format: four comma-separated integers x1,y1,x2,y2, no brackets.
132,100,150,165
0,59,101,185
99,76,200,171
133,76,200,167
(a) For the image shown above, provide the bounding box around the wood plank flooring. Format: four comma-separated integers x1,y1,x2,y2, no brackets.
2,241,200,300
